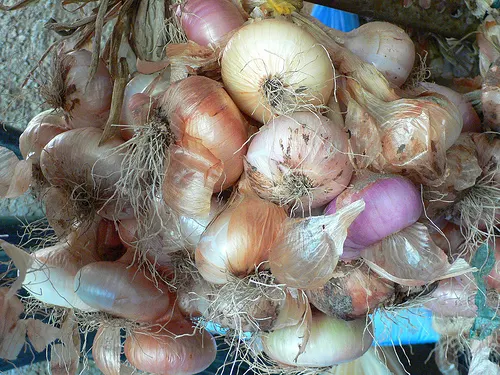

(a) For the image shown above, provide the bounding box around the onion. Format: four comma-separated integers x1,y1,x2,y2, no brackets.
418,82,481,133
423,133,483,222
157,75,249,192
269,200,365,290
177,274,285,332
262,310,373,367
307,261,394,320
361,223,472,286
117,196,222,264
447,133,500,245
477,16,500,78
195,183,287,284
345,79,463,183
176,0,245,46
428,219,465,256
74,261,175,322
43,49,113,129
472,133,500,183
19,110,67,163
0,147,31,199
245,112,352,211
22,242,97,311
328,21,415,87
40,128,126,219
482,56,500,132
291,13,398,103
92,326,121,375
120,70,171,127
16,218,120,311
325,172,422,258
221,18,334,123
124,320,217,375
424,276,479,318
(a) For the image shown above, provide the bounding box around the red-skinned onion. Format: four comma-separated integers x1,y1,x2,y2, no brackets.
177,0,245,47
325,172,422,258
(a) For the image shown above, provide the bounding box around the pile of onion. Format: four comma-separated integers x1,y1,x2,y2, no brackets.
1,3,499,375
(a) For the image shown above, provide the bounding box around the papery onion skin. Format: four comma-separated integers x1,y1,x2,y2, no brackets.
482,56,500,132
158,75,249,191
307,261,394,320
74,262,175,322
428,219,465,256
92,326,121,375
419,82,481,133
117,197,221,260
195,189,287,284
424,276,479,318
53,50,113,129
0,288,25,360
337,22,415,87
221,18,334,123
40,128,125,207
245,112,352,210
124,320,217,375
24,242,98,311
19,110,67,163
269,200,365,290
178,0,245,46
325,172,422,256
120,71,170,126
262,310,373,367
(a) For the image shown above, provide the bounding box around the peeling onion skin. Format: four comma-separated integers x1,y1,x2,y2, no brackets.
262,310,373,367
74,262,175,322
428,219,465,257
124,320,217,375
157,75,249,191
326,172,422,256
57,50,113,129
418,82,481,133
195,188,287,284
177,0,245,46
307,261,395,320
19,110,67,163
25,242,98,311
40,128,125,206
120,71,170,127
245,112,352,210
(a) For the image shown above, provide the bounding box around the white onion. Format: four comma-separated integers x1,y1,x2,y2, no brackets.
221,18,334,123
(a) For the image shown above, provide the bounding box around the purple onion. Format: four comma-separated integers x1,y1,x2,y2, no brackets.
178,0,245,46
325,172,422,258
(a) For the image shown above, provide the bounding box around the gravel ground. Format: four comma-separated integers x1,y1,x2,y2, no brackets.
0,1,64,219
0,2,102,374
